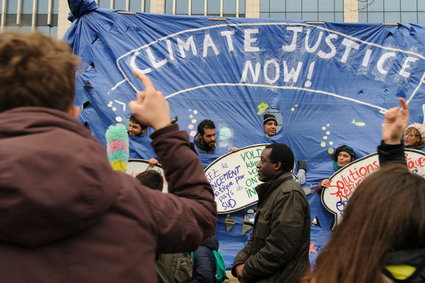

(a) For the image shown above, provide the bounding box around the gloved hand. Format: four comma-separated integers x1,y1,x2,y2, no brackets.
296,169,306,185
297,160,308,171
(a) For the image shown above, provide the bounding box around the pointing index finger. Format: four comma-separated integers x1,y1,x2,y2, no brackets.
134,71,155,91
399,98,408,111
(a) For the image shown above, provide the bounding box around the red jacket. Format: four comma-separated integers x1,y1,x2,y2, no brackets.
0,107,217,282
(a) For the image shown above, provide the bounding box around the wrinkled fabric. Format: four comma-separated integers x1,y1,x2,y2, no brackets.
68,0,98,21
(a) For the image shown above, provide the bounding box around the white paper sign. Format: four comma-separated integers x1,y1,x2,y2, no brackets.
322,149,425,229
205,144,267,214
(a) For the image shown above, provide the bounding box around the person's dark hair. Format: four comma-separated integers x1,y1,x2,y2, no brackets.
0,31,80,112
332,145,356,162
129,114,147,130
303,163,425,283
265,143,294,173
136,170,164,191
197,119,215,136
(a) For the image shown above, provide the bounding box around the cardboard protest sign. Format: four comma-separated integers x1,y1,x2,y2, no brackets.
322,149,425,229
205,144,267,214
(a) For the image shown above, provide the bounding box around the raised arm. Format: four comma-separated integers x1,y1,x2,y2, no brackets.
381,98,409,145
128,72,217,252
129,71,171,131
378,98,409,165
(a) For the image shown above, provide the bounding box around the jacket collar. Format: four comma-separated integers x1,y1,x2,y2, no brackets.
255,172,293,203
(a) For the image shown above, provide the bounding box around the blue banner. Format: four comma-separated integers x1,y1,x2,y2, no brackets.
66,0,425,268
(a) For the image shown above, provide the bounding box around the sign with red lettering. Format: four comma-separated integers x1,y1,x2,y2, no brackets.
322,149,425,229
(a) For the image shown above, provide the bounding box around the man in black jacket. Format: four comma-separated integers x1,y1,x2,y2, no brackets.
232,143,310,283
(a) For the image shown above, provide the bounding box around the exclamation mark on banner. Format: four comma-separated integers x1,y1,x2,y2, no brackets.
304,61,316,88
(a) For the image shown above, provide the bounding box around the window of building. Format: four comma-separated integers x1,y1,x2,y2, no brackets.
260,0,343,22
165,0,245,17
359,0,425,24
0,0,57,37
97,0,150,11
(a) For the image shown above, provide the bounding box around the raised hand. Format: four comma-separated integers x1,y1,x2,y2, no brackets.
129,71,171,131
382,98,409,144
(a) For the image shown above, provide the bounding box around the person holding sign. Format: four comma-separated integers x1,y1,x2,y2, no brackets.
232,143,310,283
128,114,148,137
194,119,217,154
128,114,159,167
316,145,357,193
403,123,425,150
303,98,425,283
0,31,217,282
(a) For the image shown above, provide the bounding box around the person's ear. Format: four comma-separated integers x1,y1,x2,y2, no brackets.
68,106,80,119
273,161,282,171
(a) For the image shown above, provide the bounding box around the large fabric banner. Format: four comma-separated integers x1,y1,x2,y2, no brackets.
66,0,425,268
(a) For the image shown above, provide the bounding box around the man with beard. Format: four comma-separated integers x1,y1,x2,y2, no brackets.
127,114,158,166
232,143,310,283
128,114,148,137
194,119,217,154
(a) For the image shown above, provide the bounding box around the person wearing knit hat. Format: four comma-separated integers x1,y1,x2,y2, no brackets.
332,145,356,170
263,113,278,137
316,145,357,193
404,123,425,150
262,113,309,185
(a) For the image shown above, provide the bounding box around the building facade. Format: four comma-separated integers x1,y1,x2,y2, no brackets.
0,0,424,38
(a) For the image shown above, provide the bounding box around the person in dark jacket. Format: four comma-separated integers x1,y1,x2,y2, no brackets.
191,236,220,283
137,170,193,283
0,31,216,282
232,143,310,283
302,98,425,283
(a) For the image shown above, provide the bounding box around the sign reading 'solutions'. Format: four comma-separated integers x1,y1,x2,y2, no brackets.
322,149,425,229
205,144,267,214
